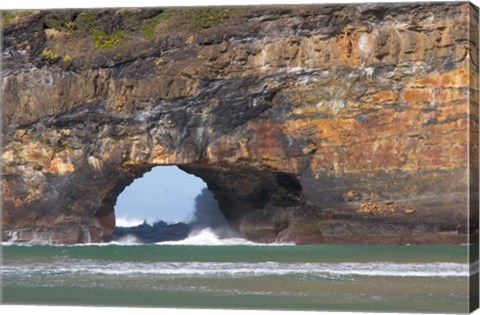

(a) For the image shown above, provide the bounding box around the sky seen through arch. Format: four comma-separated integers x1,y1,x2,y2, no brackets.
114,166,207,226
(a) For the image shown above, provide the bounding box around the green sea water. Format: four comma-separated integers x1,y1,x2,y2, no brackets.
0,243,475,313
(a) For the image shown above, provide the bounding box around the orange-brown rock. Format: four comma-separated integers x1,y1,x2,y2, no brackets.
1,3,478,244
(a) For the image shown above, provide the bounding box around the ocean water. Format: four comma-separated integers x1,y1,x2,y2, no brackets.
0,229,475,313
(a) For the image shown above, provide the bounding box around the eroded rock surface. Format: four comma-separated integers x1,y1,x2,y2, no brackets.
2,3,479,244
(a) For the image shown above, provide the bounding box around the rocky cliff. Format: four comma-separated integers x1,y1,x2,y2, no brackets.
1,3,479,244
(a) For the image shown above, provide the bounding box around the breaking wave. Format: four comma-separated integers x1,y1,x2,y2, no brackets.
109,225,288,246
2,260,470,279
157,228,258,246
109,189,261,245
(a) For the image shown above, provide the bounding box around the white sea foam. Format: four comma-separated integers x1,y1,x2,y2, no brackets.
1,229,290,247
157,228,257,246
113,235,141,244
1,261,470,279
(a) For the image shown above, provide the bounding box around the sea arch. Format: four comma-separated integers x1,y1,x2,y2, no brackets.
1,4,474,244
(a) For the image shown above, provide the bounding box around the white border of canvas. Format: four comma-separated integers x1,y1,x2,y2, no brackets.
0,1,478,315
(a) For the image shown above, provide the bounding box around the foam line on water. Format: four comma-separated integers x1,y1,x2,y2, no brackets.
2,261,470,278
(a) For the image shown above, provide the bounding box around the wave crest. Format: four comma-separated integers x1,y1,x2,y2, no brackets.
157,228,258,246
3,261,470,278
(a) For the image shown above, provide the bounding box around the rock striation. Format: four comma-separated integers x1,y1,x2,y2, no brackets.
1,3,479,244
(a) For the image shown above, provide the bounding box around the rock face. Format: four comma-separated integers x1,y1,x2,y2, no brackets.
1,3,479,244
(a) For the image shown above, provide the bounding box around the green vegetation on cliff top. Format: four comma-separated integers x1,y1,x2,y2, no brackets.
92,29,128,49
3,7,254,57
1,10,37,26
142,7,249,40
38,7,247,49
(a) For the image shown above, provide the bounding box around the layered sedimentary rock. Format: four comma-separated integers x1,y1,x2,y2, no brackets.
1,3,478,244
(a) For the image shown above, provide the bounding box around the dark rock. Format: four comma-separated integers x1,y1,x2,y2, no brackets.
1,3,478,244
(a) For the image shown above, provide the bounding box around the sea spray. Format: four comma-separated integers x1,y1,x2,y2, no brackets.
114,234,141,244
109,188,244,244
157,228,258,246
108,224,257,246
82,227,92,244
190,189,225,227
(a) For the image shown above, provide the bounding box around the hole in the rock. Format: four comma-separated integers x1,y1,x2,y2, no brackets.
110,165,233,244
